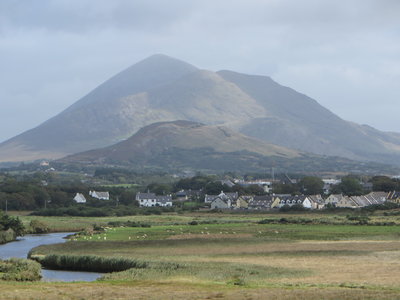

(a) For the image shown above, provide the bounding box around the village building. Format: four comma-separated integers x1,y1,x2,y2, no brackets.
279,195,307,208
336,195,357,208
73,193,87,203
248,195,280,210
234,179,273,193
336,192,387,208
210,196,231,209
322,179,341,194
136,192,172,207
204,191,238,204
235,196,253,209
325,194,345,206
387,191,400,204
307,195,325,209
89,190,110,200
175,189,202,202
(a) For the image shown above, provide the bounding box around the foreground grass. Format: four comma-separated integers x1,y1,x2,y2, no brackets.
7,212,400,299
1,281,400,300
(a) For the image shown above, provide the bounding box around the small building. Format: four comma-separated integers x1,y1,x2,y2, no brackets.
210,197,231,209
279,195,306,208
175,189,202,202
236,196,253,209
306,195,325,209
89,190,110,200
387,191,400,204
73,193,86,203
322,179,341,194
336,195,357,208
248,195,280,210
204,191,238,204
325,194,345,206
336,192,387,208
136,192,172,207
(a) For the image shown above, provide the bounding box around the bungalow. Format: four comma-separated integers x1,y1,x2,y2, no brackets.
73,193,86,203
136,192,172,207
89,190,110,200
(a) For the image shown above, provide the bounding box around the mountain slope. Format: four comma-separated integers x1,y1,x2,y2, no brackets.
1,54,400,167
218,70,400,163
60,121,397,174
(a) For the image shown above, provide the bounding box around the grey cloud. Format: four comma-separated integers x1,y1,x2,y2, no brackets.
0,0,399,142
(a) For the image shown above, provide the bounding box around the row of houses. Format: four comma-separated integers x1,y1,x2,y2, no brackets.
207,191,395,210
326,192,388,208
73,190,110,203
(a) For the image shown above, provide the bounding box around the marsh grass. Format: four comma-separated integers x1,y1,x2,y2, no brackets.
100,261,311,286
32,254,153,273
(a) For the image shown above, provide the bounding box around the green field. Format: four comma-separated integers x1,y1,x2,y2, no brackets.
2,212,400,299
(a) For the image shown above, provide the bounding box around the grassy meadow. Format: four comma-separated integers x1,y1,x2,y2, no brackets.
2,211,400,299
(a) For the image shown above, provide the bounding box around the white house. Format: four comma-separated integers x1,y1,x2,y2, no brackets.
73,193,87,203
136,192,172,207
89,190,110,200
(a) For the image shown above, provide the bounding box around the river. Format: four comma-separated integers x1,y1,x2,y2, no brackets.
0,232,102,282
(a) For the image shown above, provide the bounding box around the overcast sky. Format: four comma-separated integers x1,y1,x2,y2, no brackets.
0,0,399,143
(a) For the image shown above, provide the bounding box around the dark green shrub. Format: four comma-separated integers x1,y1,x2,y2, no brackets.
29,220,49,234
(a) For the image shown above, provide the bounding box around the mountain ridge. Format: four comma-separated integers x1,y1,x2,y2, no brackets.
1,54,400,168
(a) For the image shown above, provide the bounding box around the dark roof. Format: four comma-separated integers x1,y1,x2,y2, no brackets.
136,192,156,199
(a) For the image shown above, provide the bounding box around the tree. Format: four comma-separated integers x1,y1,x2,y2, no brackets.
0,211,25,236
371,176,399,192
299,176,324,195
331,176,364,196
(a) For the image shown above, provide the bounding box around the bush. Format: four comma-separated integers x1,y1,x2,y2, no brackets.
0,229,16,244
107,221,151,228
29,220,49,234
0,258,41,281
346,214,370,225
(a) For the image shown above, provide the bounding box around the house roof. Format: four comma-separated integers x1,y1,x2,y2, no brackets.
136,192,156,199
155,195,172,203
91,191,109,198
74,193,86,203
388,191,400,200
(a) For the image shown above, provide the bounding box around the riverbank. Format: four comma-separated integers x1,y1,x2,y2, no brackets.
0,232,102,282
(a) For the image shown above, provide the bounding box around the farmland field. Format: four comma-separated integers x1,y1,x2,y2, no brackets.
2,212,400,299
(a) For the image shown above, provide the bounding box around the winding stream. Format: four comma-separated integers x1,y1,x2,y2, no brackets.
0,232,102,282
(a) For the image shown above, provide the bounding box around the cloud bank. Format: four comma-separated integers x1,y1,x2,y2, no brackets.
0,0,399,142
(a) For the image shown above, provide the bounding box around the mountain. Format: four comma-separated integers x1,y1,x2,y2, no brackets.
1,54,400,167
59,120,394,174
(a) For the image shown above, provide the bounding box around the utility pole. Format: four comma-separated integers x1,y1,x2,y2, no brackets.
5,198,8,214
